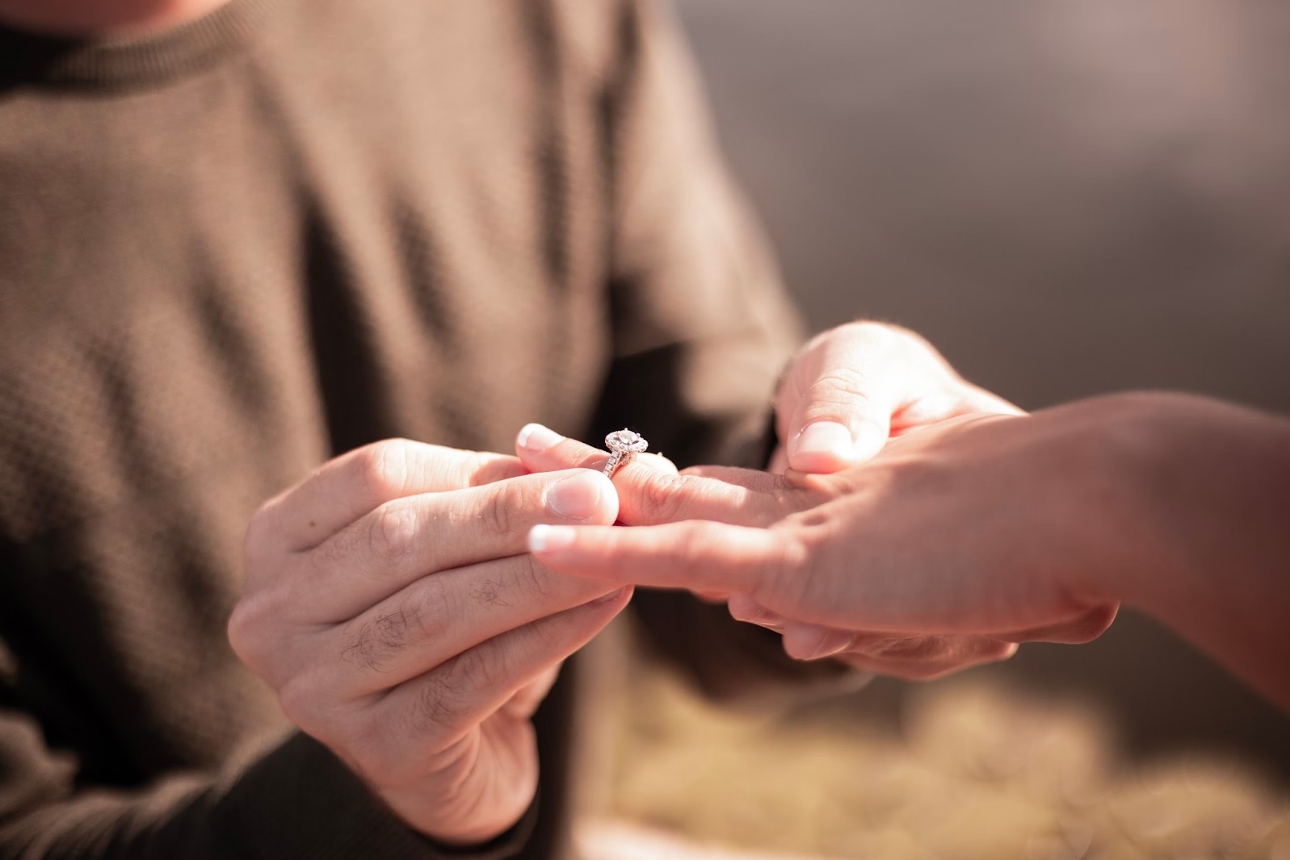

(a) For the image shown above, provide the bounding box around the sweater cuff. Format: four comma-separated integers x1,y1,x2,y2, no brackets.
215,732,534,860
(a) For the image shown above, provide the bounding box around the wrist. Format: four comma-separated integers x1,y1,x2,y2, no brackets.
1044,392,1200,611
1076,392,1290,622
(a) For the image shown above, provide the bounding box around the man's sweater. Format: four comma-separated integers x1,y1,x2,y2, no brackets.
0,0,818,856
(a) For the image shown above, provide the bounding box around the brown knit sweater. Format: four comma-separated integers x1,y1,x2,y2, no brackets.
0,1,828,857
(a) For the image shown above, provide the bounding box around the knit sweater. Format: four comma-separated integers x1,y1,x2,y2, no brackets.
0,0,830,857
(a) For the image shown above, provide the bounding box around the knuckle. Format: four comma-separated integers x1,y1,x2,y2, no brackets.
225,601,259,666
347,612,409,672
241,504,276,568
477,481,522,537
635,472,689,523
512,553,551,598
453,643,503,693
408,576,453,638
806,366,873,406
411,671,466,735
356,438,418,501
277,672,328,734
226,589,284,672
365,502,420,565
342,582,449,673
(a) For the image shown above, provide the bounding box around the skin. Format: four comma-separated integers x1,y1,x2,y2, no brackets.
0,0,230,36
228,440,632,844
25,0,1267,840
525,393,1290,711
773,322,1022,474
228,322,1023,842
520,322,1040,680
0,0,1030,831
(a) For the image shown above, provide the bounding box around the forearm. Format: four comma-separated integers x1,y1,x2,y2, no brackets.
0,730,529,860
1094,392,1290,709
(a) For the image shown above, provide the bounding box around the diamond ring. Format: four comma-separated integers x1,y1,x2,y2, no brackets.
603,429,648,477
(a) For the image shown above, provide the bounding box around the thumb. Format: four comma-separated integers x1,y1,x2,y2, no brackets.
785,372,892,473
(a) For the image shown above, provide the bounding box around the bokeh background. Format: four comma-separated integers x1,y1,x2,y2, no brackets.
597,1,1290,856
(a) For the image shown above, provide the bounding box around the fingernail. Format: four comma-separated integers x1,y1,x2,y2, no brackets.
728,594,784,629
518,423,563,452
786,624,855,661
544,472,610,521
593,586,631,605
528,524,577,554
791,421,854,464
812,629,856,659
853,422,888,460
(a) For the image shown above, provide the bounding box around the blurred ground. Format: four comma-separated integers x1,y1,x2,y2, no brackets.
598,668,1290,860
595,1,1290,855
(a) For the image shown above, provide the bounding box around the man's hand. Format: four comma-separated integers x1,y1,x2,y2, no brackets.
228,439,631,845
774,321,1022,474
517,414,1124,681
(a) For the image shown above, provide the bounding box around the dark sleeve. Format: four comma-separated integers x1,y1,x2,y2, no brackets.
589,0,803,471
591,0,857,703
0,647,533,860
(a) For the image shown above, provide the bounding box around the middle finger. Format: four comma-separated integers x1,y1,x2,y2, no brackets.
315,552,620,698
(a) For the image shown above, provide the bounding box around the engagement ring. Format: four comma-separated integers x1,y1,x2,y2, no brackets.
603,429,648,477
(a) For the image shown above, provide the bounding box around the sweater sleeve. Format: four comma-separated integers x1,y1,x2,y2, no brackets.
590,0,860,703
589,0,804,472
0,690,533,860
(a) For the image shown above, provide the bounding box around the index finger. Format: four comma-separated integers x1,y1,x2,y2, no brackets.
526,520,800,596
257,439,527,552
514,424,806,528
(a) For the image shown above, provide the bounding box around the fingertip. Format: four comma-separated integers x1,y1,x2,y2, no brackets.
587,469,621,523
851,422,888,461
591,584,634,606
787,421,855,473
727,593,783,628
768,445,790,475
543,469,620,524
788,419,890,472
517,423,564,454
782,623,855,661
527,524,577,555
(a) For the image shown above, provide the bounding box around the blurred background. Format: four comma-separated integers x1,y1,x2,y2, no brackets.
596,0,1290,856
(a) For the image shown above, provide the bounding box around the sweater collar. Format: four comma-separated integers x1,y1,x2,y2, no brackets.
0,0,273,90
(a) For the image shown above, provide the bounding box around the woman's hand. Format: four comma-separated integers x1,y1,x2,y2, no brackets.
772,321,1022,474
518,405,1135,680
